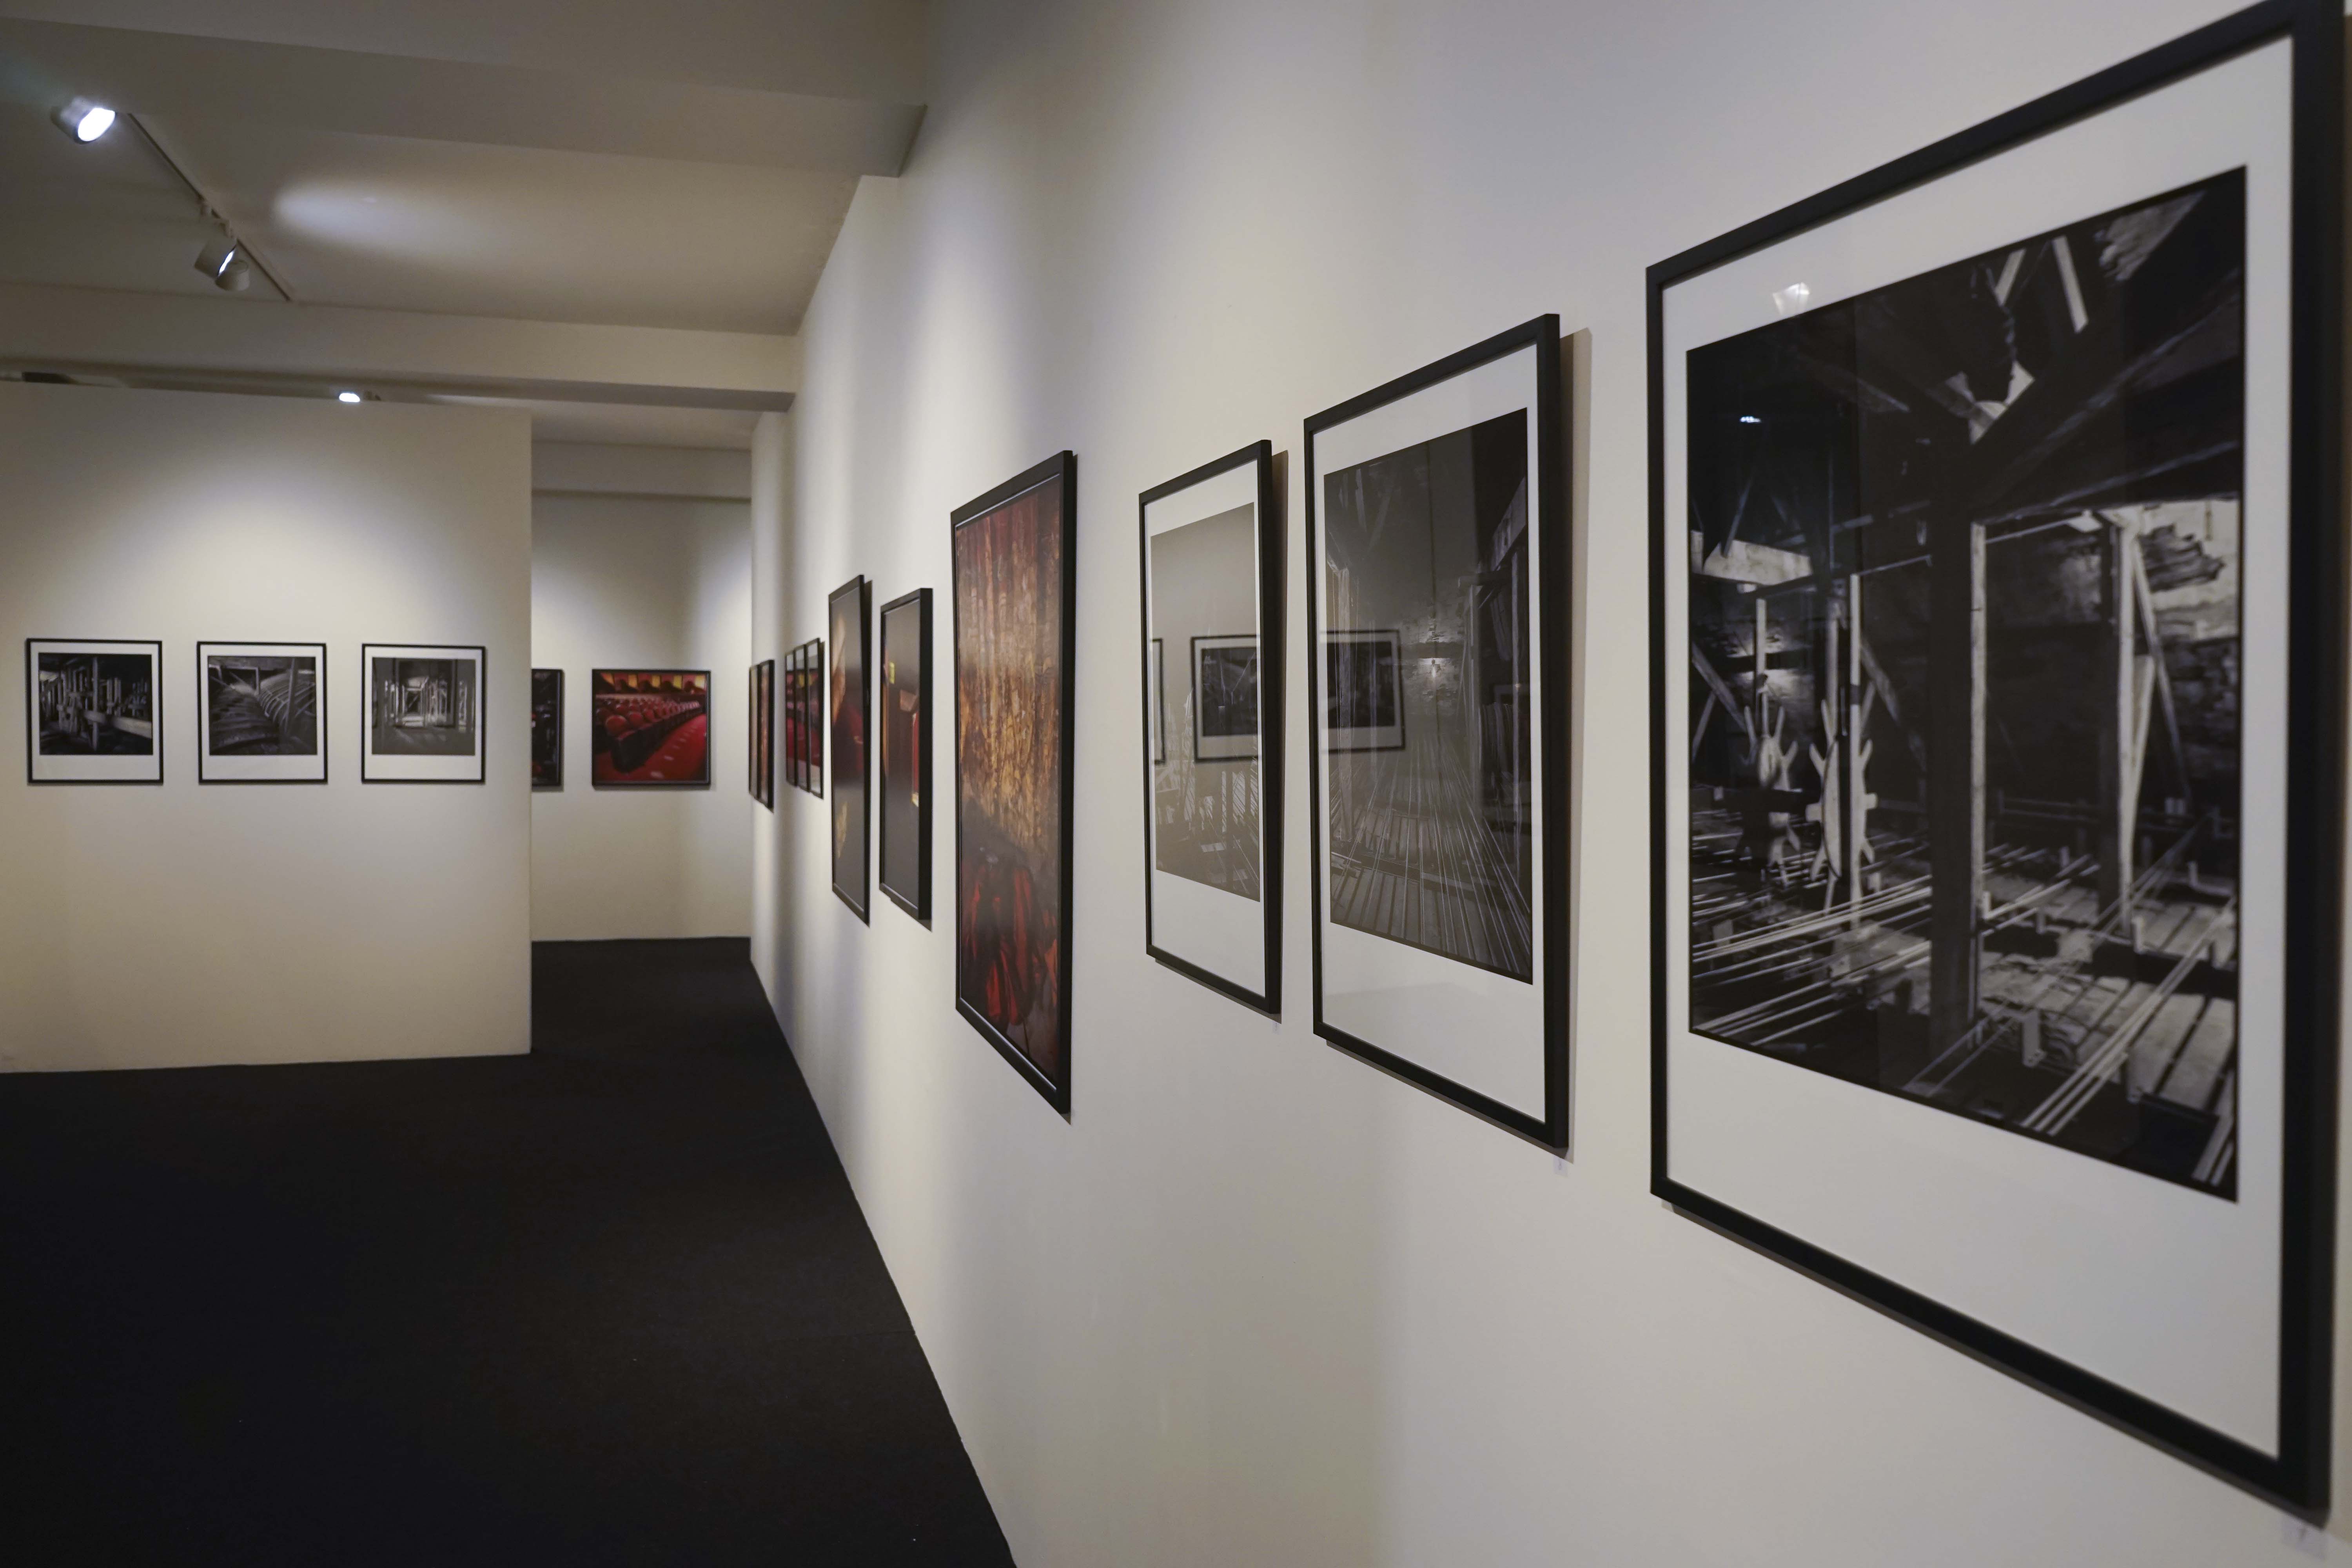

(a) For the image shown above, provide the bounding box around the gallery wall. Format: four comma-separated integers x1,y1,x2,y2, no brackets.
756,0,2352,1564
0,382,532,1072
529,482,753,941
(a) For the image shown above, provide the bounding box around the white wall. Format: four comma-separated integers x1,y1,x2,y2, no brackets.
0,381,531,1071
758,2,2352,1565
529,484,752,940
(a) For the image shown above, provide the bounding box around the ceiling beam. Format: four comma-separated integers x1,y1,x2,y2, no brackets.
0,18,922,176
0,0,926,104
0,281,798,408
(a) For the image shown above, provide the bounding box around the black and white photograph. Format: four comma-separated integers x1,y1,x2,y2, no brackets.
1321,629,1403,753
361,643,485,783
1307,319,1568,1148
1191,635,1258,764
198,642,325,783
1650,0,2338,1510
26,639,162,784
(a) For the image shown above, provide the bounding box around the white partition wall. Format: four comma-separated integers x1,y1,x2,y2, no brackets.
0,382,532,1071
753,0,2352,1564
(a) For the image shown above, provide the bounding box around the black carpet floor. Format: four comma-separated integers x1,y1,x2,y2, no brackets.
0,938,1013,1568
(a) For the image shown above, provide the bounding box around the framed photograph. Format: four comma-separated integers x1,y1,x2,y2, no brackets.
879,587,933,922
197,642,324,784
531,668,563,790
1305,316,1570,1149
1140,441,1284,1014
1191,636,1259,764
1648,0,2341,1510
831,577,873,920
590,669,711,788
361,643,483,784
784,645,804,793
953,451,1078,1114
750,658,775,809
26,638,162,784
1323,629,1403,753
801,638,826,799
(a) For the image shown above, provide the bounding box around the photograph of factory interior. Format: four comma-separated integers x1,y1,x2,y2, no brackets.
1,4,2345,1567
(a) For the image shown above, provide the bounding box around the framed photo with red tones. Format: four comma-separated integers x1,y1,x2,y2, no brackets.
590,668,711,788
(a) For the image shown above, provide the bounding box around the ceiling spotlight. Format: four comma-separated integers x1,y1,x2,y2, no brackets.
194,236,250,292
52,97,116,144
336,391,363,404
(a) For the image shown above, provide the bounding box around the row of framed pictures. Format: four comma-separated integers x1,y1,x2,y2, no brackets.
24,638,484,784
529,667,715,790
788,0,2336,1516
759,581,937,932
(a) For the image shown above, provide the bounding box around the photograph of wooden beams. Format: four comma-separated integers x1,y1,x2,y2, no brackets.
1684,170,2245,1195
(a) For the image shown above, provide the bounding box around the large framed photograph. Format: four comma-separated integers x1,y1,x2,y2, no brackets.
879,587,933,922
1305,318,1570,1149
361,643,483,784
26,638,162,784
1648,0,2341,1510
953,452,1078,1114
198,641,325,784
750,658,775,809
532,668,563,790
1139,441,1283,1014
590,669,711,788
830,577,873,920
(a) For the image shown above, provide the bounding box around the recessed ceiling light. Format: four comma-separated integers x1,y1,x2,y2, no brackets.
336,391,363,404
52,97,116,144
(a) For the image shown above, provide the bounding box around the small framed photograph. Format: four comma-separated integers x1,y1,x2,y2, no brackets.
1321,629,1403,753
198,642,325,784
1140,440,1283,1015
830,577,873,919
26,638,162,784
531,668,563,790
362,644,484,783
878,588,933,922
1191,634,1259,764
801,638,825,799
750,658,775,809
590,669,711,788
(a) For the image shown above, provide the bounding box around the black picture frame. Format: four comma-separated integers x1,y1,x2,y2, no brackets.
951,450,1079,1116
359,643,486,785
196,641,327,785
25,637,164,786
829,576,873,921
786,644,806,793
1646,0,2340,1513
879,587,934,923
532,668,563,791
749,658,775,809
1138,439,1284,1016
1303,316,1570,1151
588,668,713,789
802,638,825,800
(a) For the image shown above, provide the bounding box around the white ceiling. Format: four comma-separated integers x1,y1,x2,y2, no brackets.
0,2,923,444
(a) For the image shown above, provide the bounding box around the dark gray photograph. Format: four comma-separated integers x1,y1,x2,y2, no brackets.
1683,171,2245,1196
372,655,477,757
206,653,318,756
1192,635,1258,763
37,651,155,756
1322,410,1533,980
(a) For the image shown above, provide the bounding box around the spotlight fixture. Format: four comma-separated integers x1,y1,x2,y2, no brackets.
193,236,250,292
336,391,363,404
51,97,116,144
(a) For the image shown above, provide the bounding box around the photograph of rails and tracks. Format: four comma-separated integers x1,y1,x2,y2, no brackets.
1684,169,2246,1198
